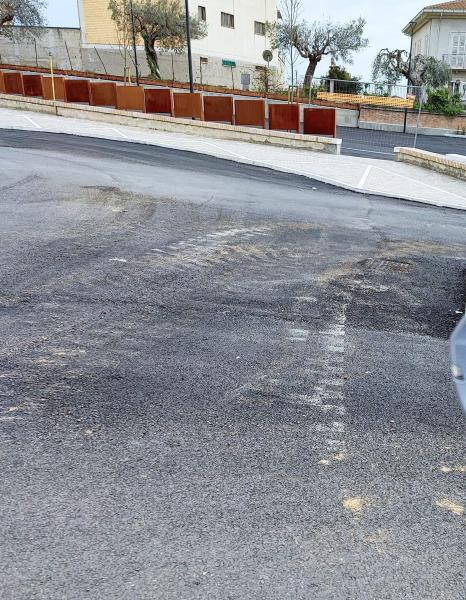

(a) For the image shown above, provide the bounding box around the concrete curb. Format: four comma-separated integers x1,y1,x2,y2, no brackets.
0,100,464,211
0,93,342,155
395,147,466,182
3,122,464,211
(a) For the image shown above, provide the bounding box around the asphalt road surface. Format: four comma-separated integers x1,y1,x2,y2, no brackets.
1,131,465,600
338,126,466,159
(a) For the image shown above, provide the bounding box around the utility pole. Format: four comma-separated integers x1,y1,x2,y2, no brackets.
407,21,416,86
404,21,416,134
184,0,194,93
129,0,140,85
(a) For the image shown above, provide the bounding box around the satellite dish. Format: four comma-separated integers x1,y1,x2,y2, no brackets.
263,50,273,63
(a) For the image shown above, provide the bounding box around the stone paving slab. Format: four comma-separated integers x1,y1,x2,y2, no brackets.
0,106,465,210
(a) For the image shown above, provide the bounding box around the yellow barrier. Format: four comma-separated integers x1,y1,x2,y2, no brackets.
316,91,415,108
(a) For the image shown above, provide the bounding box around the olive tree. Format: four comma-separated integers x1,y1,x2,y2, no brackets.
0,0,45,39
270,4,368,90
109,0,207,80
372,48,452,88
108,0,133,79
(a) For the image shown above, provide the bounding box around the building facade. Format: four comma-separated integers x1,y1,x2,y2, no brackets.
403,1,466,99
77,0,280,88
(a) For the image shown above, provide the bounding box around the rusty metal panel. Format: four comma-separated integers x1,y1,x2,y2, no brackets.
144,88,172,114
0,71,5,94
269,103,300,132
21,74,43,97
234,99,266,128
172,93,203,119
203,95,233,123
3,72,24,95
41,76,66,101
303,108,337,137
89,81,117,107
115,85,145,111
64,78,90,103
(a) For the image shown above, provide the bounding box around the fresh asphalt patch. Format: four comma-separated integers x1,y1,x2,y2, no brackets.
0,132,465,600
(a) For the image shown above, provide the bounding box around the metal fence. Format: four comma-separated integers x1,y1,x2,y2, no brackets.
299,77,426,158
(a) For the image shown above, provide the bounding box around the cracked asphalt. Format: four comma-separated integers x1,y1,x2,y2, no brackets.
0,131,465,600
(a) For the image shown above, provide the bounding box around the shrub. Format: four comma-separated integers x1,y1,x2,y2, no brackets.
423,88,464,116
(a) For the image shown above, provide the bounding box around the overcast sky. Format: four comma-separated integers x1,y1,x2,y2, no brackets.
45,0,428,81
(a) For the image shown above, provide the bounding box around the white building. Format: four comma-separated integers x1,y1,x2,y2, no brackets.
402,0,466,99
76,0,280,88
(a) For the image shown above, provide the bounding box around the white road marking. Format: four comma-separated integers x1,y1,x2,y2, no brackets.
109,258,127,263
110,127,129,138
343,146,393,156
357,165,372,189
373,164,466,199
22,115,41,129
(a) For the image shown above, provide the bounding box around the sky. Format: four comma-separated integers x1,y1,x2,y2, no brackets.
45,0,429,81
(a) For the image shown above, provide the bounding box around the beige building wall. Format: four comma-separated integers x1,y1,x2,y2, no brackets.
79,0,119,45
77,0,281,88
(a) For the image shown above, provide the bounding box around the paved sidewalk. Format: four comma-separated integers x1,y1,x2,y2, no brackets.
0,106,465,210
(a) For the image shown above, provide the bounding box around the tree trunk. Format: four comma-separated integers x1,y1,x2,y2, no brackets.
143,36,161,79
304,59,319,91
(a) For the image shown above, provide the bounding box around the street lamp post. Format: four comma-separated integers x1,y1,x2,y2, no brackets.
129,0,140,85
184,0,194,93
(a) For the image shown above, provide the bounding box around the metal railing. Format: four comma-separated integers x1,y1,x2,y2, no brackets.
306,78,423,109
442,54,466,69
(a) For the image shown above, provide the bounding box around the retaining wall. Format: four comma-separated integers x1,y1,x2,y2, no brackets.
395,147,466,181
0,93,342,154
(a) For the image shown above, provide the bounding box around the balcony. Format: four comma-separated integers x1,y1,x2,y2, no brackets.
443,54,466,69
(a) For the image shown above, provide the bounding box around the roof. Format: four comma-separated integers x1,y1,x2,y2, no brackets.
425,1,466,8
403,1,466,35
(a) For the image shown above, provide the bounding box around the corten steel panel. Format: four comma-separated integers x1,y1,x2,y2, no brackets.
269,103,300,132
22,74,43,97
115,85,145,111
234,99,266,128
89,81,117,107
41,76,66,101
0,71,5,94
144,88,172,114
173,93,203,119
203,95,234,123
64,79,90,103
3,72,24,95
303,108,337,137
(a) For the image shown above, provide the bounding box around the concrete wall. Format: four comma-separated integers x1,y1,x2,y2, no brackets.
0,27,82,71
0,24,279,89
79,45,274,89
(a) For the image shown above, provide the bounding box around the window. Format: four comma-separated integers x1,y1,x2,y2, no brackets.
198,6,206,21
424,33,430,54
451,32,466,54
451,32,466,67
254,21,265,36
200,57,208,64
221,12,235,28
